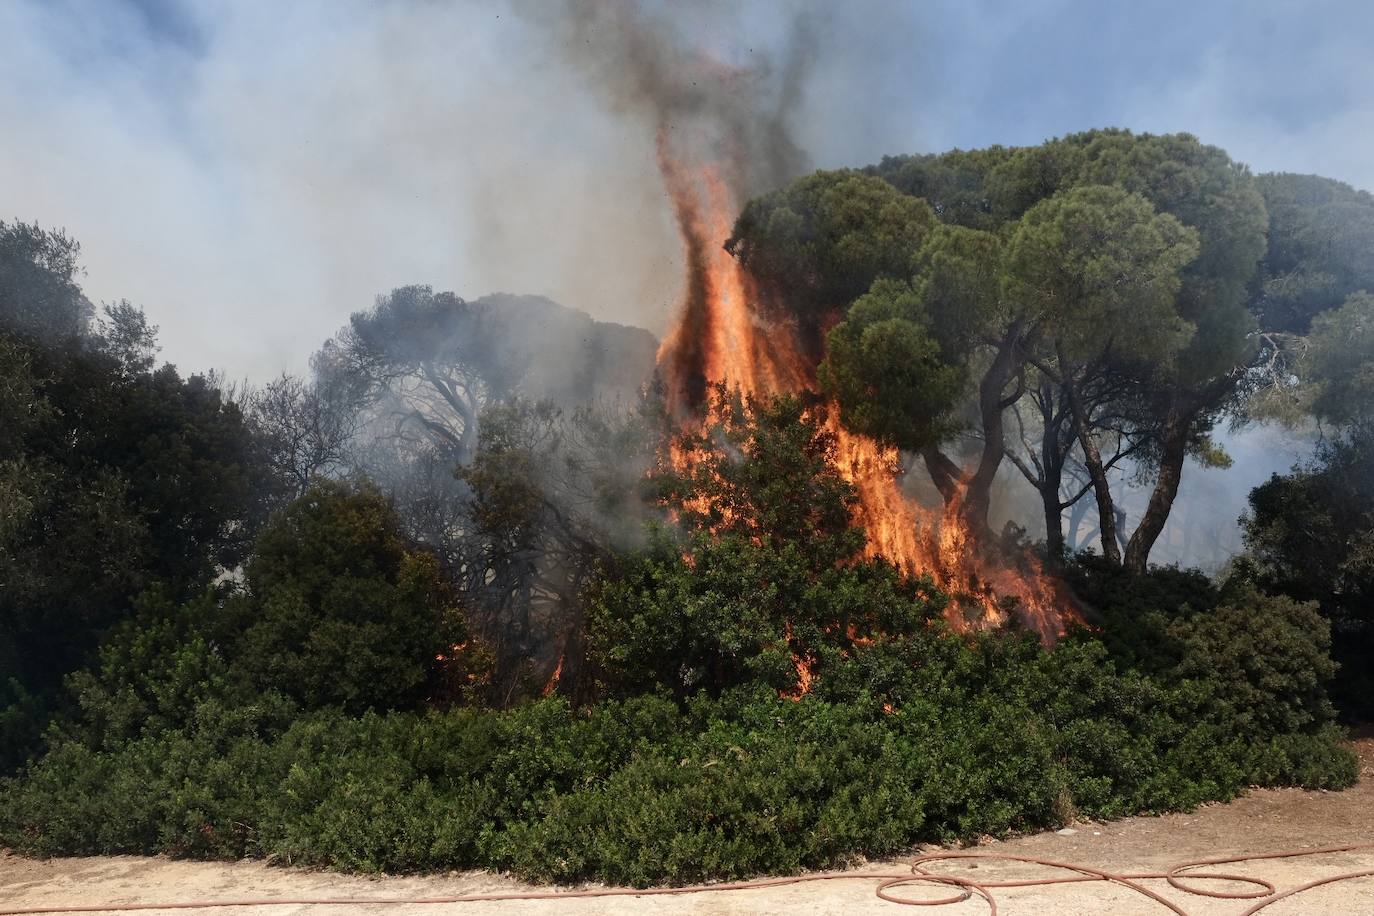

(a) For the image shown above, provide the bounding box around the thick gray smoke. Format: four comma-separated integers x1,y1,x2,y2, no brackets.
522,0,821,198
0,1,928,379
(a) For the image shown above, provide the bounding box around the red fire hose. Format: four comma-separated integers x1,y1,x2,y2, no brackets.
2,842,1371,914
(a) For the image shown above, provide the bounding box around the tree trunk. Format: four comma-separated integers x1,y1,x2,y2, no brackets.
1060,357,1122,565
1039,386,1069,570
921,445,963,505
1041,486,1065,567
1123,408,1191,574
949,328,1025,542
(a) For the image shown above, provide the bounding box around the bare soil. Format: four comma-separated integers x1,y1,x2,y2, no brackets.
4,736,1372,915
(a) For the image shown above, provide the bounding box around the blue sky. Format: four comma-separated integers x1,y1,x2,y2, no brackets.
2,0,1372,379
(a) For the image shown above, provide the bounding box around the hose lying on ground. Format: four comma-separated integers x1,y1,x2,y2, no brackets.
2,842,1371,914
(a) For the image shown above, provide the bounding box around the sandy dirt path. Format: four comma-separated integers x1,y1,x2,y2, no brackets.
4,737,1372,915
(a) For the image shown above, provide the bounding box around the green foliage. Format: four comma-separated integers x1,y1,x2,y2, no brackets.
3,438,1356,884
819,276,966,450
1,279,266,770
1,474,1357,884
877,129,1267,375
1170,585,1337,734
1004,185,1200,365
2,615,1354,882
1243,430,1374,717
586,530,938,700
1304,292,1374,428
594,391,940,698
9,365,1359,882
768,131,1266,565
2,142,1369,889
725,171,937,330
237,481,467,713
652,390,860,561
70,482,478,730
1255,172,1374,334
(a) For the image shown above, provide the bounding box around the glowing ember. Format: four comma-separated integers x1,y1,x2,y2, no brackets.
653,132,1073,647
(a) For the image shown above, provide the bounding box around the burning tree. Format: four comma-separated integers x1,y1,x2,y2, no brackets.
716,131,1335,579
647,128,1081,635
859,132,1268,574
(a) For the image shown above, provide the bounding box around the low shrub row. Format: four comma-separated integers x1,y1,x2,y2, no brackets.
2,607,1356,885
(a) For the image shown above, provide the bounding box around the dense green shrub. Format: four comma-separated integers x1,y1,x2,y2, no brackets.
2,612,1356,883
45,481,484,768
234,481,472,712
1242,430,1374,719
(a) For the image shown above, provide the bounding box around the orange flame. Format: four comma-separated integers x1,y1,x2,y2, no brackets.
781,622,815,701
542,653,564,698
653,132,1073,653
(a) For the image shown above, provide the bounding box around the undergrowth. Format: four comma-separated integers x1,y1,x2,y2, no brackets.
1,606,1357,885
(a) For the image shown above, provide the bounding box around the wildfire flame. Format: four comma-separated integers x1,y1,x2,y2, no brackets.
653,131,1073,650
542,653,564,698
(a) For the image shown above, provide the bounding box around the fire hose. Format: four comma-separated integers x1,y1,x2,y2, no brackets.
2,843,1371,914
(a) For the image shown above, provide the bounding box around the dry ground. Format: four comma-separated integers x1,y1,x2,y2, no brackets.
3,736,1372,915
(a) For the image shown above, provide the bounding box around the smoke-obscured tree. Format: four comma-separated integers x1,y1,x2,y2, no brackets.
458,396,662,701
1252,173,1374,335
242,372,359,503
317,288,659,470
1244,176,1374,425
1300,292,1374,430
1241,288,1374,717
91,300,159,377
1242,433,1373,719
312,287,661,700
0,220,92,345
317,286,492,466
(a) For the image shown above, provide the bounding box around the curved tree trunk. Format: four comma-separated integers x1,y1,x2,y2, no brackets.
1123,408,1190,574
918,327,1025,548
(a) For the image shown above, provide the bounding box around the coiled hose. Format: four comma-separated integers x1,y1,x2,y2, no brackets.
3,842,1371,914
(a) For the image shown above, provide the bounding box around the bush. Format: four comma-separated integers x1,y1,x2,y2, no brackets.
2,614,1356,883
1170,584,1338,734
237,481,472,713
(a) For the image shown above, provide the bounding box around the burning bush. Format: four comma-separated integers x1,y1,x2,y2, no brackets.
588,390,945,699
